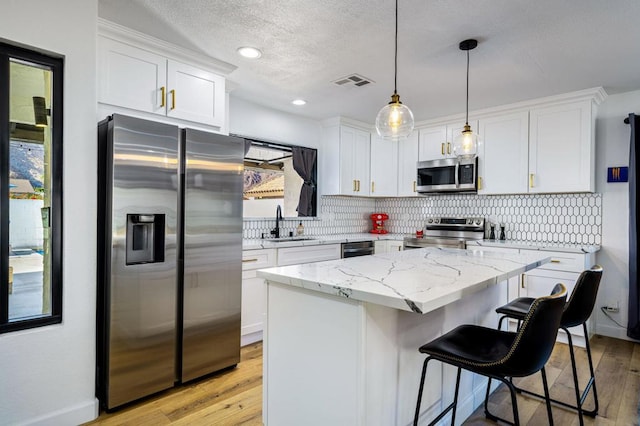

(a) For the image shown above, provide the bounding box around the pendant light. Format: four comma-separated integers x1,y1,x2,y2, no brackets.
453,39,480,158
375,0,414,141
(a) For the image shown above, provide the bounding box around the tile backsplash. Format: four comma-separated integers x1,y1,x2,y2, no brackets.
244,193,602,245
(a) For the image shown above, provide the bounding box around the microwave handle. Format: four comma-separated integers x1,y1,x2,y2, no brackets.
454,160,460,187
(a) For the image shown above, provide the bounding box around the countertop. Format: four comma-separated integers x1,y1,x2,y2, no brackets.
466,239,600,254
243,233,406,250
243,233,600,253
257,247,550,314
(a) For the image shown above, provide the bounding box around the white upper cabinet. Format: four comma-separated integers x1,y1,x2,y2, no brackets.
418,126,449,161
478,111,529,194
166,61,225,126
97,20,235,130
397,131,419,196
529,99,595,193
321,120,371,196
99,37,226,128
418,121,475,161
98,37,167,115
370,134,398,196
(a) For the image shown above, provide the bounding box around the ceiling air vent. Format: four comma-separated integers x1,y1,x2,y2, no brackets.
332,74,374,87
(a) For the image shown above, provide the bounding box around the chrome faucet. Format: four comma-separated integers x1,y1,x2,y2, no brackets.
271,205,283,238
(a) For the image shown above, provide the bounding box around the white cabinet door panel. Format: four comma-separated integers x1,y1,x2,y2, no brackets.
167,60,225,127
370,134,398,196
418,126,448,161
397,131,419,196
478,112,529,194
98,38,166,115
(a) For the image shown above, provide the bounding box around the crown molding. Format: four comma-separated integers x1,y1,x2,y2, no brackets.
98,18,237,76
415,87,608,128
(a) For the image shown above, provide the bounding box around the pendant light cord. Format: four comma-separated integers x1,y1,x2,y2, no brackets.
465,48,469,125
394,0,398,95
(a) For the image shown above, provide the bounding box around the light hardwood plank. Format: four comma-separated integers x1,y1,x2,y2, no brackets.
86,336,639,426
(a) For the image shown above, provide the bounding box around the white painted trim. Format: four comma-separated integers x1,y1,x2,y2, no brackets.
321,116,374,132
98,18,237,75
22,399,99,426
596,323,637,342
241,331,262,347
414,87,608,129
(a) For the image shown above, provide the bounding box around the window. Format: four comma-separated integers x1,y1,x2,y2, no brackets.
0,42,63,333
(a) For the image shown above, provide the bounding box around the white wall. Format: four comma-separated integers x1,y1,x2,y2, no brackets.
0,1,99,425
9,199,44,249
229,96,322,149
593,90,640,340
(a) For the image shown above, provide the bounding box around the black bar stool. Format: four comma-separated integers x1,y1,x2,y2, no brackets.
413,284,567,426
495,265,603,425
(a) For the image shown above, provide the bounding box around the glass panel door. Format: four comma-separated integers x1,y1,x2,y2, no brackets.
8,58,52,321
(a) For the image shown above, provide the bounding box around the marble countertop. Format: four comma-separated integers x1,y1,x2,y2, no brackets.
466,239,600,254
257,248,550,314
243,233,407,250
244,233,600,253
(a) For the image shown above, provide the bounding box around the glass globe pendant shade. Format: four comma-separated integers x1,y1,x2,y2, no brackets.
453,124,479,158
375,93,415,140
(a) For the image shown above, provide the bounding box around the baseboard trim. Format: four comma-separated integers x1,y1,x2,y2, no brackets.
21,398,98,426
241,330,263,347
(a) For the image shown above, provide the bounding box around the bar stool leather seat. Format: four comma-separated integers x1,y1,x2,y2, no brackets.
413,283,567,426
495,265,603,426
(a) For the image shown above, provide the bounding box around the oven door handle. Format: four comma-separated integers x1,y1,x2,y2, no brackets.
454,160,460,187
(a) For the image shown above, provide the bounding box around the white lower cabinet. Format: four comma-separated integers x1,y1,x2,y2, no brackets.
468,246,595,346
374,240,404,254
241,249,276,346
241,244,341,345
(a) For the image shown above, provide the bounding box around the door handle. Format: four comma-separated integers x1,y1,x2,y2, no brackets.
413,181,416,193
356,180,360,192
447,142,451,155
160,86,166,108
353,180,357,192
441,143,445,155
371,181,375,193
529,173,535,188
242,258,258,263
478,176,483,190
454,160,460,187
170,89,176,110
521,274,526,289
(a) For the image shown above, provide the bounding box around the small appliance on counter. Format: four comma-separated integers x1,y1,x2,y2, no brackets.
370,213,389,234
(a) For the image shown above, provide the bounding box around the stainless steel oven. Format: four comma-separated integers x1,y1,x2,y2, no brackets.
403,217,485,249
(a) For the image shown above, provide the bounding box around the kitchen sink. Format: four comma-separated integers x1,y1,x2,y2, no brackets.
263,236,316,242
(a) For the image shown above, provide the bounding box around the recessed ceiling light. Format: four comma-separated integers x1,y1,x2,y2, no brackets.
292,99,306,106
237,46,262,59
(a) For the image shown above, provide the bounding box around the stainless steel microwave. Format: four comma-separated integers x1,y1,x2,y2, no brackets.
416,157,478,194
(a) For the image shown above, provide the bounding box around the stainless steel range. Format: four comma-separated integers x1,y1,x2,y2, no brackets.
403,217,485,249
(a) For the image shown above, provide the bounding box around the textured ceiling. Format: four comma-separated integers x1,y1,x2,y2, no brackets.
98,0,640,124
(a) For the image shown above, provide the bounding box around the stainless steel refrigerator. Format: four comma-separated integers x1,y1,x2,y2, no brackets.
96,114,243,410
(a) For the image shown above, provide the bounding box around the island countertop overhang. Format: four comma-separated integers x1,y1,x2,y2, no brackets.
257,248,551,314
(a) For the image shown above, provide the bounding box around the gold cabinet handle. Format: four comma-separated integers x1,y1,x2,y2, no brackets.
160,86,166,108
242,258,258,263
478,176,483,190
521,274,526,289
170,89,176,110
529,173,535,188
441,143,445,155
353,180,357,192
447,142,451,155
357,180,360,192
413,181,416,193
550,259,561,263
371,181,375,193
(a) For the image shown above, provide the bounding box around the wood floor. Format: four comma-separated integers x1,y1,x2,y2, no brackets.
86,335,639,426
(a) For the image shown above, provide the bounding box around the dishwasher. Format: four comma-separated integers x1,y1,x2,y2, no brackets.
341,241,375,258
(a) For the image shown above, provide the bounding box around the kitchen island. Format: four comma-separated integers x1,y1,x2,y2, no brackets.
257,248,550,426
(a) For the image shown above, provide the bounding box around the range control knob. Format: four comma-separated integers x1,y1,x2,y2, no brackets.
434,218,440,224
475,219,482,225
466,219,473,225
427,218,433,224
